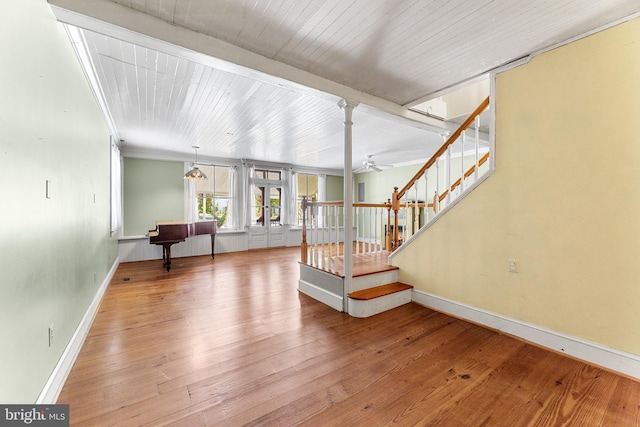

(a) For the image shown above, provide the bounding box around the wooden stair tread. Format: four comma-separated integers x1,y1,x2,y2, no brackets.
348,282,413,300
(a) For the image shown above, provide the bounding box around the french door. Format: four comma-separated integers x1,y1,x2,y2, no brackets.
248,183,285,249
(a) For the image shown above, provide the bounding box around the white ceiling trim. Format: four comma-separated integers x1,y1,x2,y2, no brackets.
530,10,640,59
48,0,446,133
121,145,346,177
63,24,120,139
405,73,494,111
46,0,640,172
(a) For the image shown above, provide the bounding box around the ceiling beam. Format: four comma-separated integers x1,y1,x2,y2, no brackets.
48,0,446,133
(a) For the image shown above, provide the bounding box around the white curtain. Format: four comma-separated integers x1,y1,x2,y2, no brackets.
110,137,122,234
243,162,254,228
228,165,240,229
318,174,326,202
316,174,326,227
283,168,297,225
184,162,197,222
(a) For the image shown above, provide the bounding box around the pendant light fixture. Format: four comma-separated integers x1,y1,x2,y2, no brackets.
184,145,207,180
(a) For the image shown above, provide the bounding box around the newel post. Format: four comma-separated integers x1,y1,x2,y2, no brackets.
301,196,308,263
385,198,392,251
391,187,400,249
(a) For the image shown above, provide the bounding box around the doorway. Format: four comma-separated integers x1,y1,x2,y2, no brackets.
249,183,285,249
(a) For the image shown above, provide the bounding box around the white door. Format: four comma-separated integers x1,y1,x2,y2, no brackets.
249,184,285,249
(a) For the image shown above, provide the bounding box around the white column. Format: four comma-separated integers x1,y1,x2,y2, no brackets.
475,115,480,180
461,131,466,193
338,98,359,313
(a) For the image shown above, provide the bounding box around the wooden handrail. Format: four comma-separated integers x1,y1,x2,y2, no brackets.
386,97,491,250
301,97,491,262
303,200,345,207
304,200,391,210
464,151,490,178
354,203,391,209
397,96,490,200
443,151,491,197
436,151,490,202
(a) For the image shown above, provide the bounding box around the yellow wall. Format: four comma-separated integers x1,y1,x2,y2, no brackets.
393,18,640,355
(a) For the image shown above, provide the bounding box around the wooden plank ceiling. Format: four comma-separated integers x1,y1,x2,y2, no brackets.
49,0,639,171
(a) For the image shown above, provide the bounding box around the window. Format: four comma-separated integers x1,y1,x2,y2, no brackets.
296,173,319,225
110,137,122,234
194,165,231,228
254,168,281,180
249,168,283,226
251,185,282,226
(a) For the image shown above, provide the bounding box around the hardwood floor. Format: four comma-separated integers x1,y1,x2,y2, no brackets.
58,247,640,426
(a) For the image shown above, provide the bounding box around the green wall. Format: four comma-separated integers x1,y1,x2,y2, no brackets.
122,165,343,236
0,0,118,402
123,158,185,235
326,175,344,201
354,164,421,204
351,154,491,244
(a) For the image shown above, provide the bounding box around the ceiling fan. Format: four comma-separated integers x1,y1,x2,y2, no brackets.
354,155,392,173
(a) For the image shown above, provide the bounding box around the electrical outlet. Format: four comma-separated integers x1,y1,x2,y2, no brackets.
508,259,519,273
48,324,54,347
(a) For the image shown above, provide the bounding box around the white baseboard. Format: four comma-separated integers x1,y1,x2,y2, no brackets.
37,257,120,404
412,289,640,380
298,280,343,312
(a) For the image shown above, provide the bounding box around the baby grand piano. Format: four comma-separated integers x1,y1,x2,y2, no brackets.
148,220,216,271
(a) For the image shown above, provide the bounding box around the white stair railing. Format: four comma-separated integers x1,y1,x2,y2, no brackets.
389,97,491,248
301,199,392,272
301,98,491,263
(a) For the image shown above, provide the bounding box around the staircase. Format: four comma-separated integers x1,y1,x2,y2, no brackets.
348,281,413,318
347,258,412,317
298,250,413,317
298,97,491,318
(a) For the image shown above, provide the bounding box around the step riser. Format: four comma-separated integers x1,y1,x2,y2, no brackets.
351,270,399,292
348,289,412,318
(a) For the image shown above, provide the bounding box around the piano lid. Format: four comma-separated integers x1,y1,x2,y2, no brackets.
155,220,190,226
